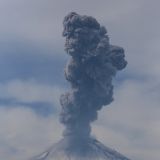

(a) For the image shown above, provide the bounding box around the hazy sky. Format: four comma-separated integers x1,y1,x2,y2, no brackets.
0,1,160,160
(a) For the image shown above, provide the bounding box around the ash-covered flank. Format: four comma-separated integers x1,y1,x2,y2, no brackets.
31,12,130,160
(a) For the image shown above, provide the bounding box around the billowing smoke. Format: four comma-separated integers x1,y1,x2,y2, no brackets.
60,12,127,141
31,12,129,160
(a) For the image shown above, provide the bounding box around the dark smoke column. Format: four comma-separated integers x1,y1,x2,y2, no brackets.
31,12,130,160
60,12,127,141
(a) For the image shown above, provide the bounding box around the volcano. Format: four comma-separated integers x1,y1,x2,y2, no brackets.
31,138,130,160
30,12,130,160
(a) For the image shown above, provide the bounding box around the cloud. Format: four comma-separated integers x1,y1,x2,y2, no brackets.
2,80,62,104
92,78,160,160
1,78,159,160
0,79,65,159
0,79,66,116
0,107,63,160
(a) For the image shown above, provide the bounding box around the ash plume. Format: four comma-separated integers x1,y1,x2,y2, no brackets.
60,12,127,140
31,12,129,160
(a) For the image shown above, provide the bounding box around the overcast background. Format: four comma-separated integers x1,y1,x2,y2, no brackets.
0,0,160,160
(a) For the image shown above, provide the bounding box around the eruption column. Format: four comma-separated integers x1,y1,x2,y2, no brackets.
60,12,127,142
31,12,130,160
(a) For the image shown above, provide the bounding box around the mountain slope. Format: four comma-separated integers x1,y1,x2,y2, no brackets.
31,138,130,160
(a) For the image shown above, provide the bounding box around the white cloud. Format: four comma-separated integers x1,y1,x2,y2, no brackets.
0,79,65,111
1,79,159,160
0,79,65,159
0,107,63,160
92,79,160,160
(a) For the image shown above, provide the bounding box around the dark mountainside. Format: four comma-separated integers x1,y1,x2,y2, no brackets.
31,12,130,160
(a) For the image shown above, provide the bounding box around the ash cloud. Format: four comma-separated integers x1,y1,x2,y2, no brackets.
31,12,129,160
60,12,127,139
